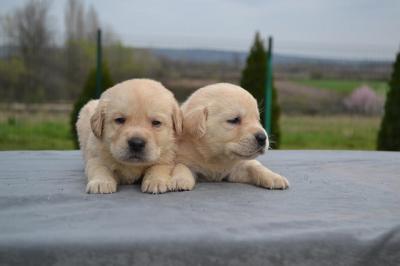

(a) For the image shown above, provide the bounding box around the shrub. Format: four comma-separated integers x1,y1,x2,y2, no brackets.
377,51,400,150
240,32,281,148
70,64,113,148
343,85,384,115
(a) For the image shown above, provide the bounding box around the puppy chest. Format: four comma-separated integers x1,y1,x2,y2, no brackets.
196,169,229,182
113,167,144,185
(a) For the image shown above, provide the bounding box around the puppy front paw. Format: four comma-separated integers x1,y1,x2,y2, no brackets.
169,175,195,192
86,179,117,194
141,177,169,194
259,173,289,190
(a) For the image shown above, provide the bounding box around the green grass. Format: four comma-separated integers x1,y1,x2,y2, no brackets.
0,119,74,150
0,115,381,151
280,115,381,150
292,79,388,95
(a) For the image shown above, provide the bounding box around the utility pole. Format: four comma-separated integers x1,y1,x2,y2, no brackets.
95,29,102,98
264,36,273,134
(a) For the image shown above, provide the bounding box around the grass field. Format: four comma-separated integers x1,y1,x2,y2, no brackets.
280,115,381,150
0,115,381,151
0,118,74,150
291,79,388,95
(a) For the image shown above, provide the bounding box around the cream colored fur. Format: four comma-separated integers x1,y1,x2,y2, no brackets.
76,79,182,194
171,83,289,191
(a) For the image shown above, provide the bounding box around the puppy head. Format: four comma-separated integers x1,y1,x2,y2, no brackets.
91,79,182,165
182,83,268,160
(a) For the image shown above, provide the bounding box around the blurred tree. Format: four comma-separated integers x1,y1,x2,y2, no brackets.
2,0,54,102
105,45,162,82
86,5,99,41
0,58,27,101
0,0,147,103
64,0,119,100
70,64,113,148
104,43,137,82
65,0,103,42
377,51,400,150
240,32,281,149
65,0,85,41
64,0,95,99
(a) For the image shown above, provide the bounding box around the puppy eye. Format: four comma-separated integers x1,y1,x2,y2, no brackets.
227,116,241,124
114,117,126,124
152,120,162,127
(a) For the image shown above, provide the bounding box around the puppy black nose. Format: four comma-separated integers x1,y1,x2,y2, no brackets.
128,137,146,152
254,132,267,147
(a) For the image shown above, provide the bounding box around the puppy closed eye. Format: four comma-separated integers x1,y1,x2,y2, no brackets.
115,117,126,124
152,120,162,127
227,116,241,125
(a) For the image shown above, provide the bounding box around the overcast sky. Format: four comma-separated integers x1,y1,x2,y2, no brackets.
1,0,400,60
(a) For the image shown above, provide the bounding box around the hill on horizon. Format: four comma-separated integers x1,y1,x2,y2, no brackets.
148,47,392,66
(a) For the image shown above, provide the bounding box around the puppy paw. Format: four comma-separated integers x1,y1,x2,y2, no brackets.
141,178,169,194
86,179,117,194
259,174,289,190
169,175,195,191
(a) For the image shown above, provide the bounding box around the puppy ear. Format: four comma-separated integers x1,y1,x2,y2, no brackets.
183,106,208,139
172,103,183,136
90,100,107,138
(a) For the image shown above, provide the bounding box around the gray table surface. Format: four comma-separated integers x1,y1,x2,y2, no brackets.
0,150,399,266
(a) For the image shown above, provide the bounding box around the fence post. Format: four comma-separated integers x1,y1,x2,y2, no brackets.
95,29,102,98
264,36,273,134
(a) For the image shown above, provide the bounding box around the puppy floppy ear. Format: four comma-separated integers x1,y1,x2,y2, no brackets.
90,100,107,138
172,103,183,136
183,106,208,139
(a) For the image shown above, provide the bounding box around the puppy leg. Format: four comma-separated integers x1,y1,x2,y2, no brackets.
169,163,196,191
228,160,289,189
141,164,173,194
85,158,118,194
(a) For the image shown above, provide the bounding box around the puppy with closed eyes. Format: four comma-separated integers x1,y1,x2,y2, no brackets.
170,83,289,191
76,79,182,194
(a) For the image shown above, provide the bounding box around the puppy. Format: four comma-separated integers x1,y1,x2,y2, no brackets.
76,79,182,194
171,83,289,191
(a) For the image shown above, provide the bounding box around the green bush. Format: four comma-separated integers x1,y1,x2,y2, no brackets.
240,32,281,149
377,51,400,150
70,64,113,148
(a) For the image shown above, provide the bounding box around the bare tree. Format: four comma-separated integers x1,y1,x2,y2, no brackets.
65,0,101,42
2,0,54,102
86,5,99,41
64,0,120,99
65,0,85,41
64,0,90,99
4,1,53,62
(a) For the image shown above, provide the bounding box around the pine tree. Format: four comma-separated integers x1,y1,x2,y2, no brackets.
240,32,281,149
377,51,400,150
70,64,113,148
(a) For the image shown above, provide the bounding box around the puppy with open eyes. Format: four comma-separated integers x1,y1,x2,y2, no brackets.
76,79,182,194
170,83,289,191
